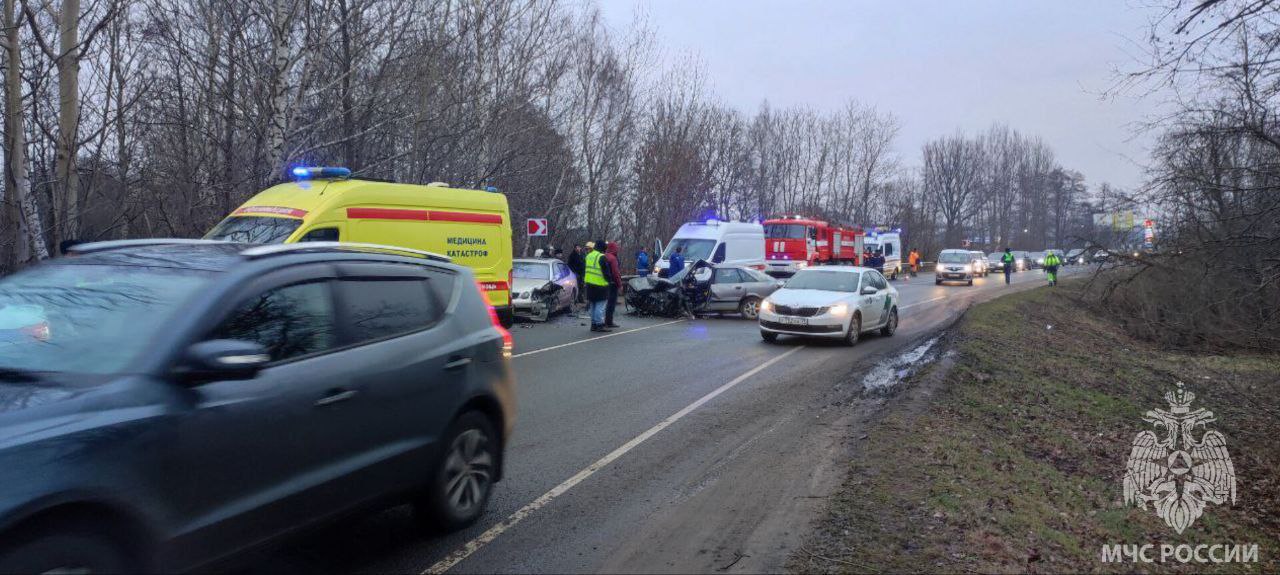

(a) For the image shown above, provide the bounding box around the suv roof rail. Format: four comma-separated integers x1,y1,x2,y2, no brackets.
67,238,231,254
239,242,452,263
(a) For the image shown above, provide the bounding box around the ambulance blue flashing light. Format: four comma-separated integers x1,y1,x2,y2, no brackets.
291,166,351,180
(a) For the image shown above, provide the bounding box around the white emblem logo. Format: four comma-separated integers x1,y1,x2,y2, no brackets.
1123,383,1236,534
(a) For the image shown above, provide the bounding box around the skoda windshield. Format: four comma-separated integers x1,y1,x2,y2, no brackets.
784,270,860,292
0,263,209,375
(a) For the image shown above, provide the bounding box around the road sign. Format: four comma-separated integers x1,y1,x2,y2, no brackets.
527,218,548,236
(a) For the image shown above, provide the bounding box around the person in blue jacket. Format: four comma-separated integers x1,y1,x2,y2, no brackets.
667,247,685,278
636,248,651,276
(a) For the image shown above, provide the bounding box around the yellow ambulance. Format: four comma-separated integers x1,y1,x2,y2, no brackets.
206,167,515,326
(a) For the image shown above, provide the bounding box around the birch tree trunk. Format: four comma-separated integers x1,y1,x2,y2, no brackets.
4,0,48,260
54,0,80,242
265,0,294,180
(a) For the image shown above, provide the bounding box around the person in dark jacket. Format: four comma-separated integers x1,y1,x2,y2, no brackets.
567,244,586,303
636,248,651,276
868,251,884,273
667,247,685,278
604,242,624,328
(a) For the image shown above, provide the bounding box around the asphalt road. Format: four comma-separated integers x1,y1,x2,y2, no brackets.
275,265,1086,574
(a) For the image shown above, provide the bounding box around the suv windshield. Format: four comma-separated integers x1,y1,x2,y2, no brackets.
662,238,716,261
938,252,969,263
765,224,806,239
0,264,209,375
206,216,302,244
785,270,860,292
513,262,550,280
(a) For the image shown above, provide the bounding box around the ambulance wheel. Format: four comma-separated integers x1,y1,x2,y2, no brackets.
967,278,974,286
890,267,898,280
497,308,514,328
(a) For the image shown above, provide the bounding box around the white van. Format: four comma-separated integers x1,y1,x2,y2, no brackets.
654,221,766,276
864,231,903,279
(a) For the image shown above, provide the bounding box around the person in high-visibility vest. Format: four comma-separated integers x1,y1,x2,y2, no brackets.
584,240,613,332
1043,250,1062,286
1001,248,1016,285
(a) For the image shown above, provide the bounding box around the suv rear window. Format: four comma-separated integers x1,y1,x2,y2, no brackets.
339,279,440,344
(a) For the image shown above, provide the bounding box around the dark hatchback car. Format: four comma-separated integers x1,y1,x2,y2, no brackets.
0,240,515,573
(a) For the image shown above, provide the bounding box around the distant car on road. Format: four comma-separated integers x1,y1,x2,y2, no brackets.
1028,251,1047,269
512,258,577,321
1008,251,1029,270
1065,248,1086,265
986,252,1007,273
0,240,516,573
758,266,898,345
967,251,989,277
935,249,976,285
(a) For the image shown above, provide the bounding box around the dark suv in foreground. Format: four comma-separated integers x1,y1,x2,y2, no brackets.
0,240,515,573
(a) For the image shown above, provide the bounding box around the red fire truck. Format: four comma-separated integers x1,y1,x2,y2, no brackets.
762,216,864,276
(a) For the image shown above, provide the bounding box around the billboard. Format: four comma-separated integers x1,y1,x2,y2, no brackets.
1093,211,1137,231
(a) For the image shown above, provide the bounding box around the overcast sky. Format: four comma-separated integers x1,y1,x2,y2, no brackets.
597,0,1164,190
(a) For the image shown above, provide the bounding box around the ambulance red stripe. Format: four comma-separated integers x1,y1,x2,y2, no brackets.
346,207,502,224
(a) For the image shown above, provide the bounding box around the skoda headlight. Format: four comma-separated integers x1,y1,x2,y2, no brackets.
828,303,849,317
760,299,773,313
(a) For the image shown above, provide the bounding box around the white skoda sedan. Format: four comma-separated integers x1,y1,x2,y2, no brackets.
758,266,899,346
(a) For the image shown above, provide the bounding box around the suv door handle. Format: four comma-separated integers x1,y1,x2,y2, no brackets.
445,356,472,371
315,388,358,407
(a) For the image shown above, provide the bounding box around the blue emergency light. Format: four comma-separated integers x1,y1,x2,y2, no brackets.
291,166,351,180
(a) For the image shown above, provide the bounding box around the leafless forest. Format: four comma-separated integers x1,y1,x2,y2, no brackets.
1088,0,1280,350
0,0,1110,270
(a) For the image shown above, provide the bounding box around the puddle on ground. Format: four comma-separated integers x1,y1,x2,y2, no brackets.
860,336,942,391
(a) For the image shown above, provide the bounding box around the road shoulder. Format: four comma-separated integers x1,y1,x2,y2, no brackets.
791,283,1280,573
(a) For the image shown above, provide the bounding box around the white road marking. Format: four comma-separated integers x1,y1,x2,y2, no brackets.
511,319,685,358
422,345,807,574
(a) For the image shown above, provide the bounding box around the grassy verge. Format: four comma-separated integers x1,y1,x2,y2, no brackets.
793,282,1280,573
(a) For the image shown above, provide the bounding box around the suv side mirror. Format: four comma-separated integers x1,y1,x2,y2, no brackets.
861,286,878,295
181,339,270,382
